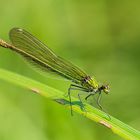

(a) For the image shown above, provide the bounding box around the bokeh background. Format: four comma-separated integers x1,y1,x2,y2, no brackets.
0,0,140,140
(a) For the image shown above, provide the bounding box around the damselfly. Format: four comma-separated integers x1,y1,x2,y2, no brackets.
0,28,110,115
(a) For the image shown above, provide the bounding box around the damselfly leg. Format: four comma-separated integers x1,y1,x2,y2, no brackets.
68,84,88,115
97,92,111,120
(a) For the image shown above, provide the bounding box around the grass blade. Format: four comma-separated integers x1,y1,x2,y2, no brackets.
0,68,140,140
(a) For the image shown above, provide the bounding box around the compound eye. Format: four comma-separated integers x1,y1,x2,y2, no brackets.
103,85,110,94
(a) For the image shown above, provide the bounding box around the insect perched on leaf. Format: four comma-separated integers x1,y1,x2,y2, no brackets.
0,28,110,116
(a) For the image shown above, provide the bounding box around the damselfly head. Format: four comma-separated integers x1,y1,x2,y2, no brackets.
99,84,110,94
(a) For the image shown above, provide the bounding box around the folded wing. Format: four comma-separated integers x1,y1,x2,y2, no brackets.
9,28,87,84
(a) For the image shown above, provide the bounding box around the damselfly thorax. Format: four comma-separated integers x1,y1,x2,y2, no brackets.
81,76,99,92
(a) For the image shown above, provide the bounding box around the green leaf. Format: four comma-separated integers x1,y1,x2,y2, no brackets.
0,68,140,140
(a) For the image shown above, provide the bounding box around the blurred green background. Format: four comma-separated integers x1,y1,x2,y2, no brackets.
0,0,140,140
